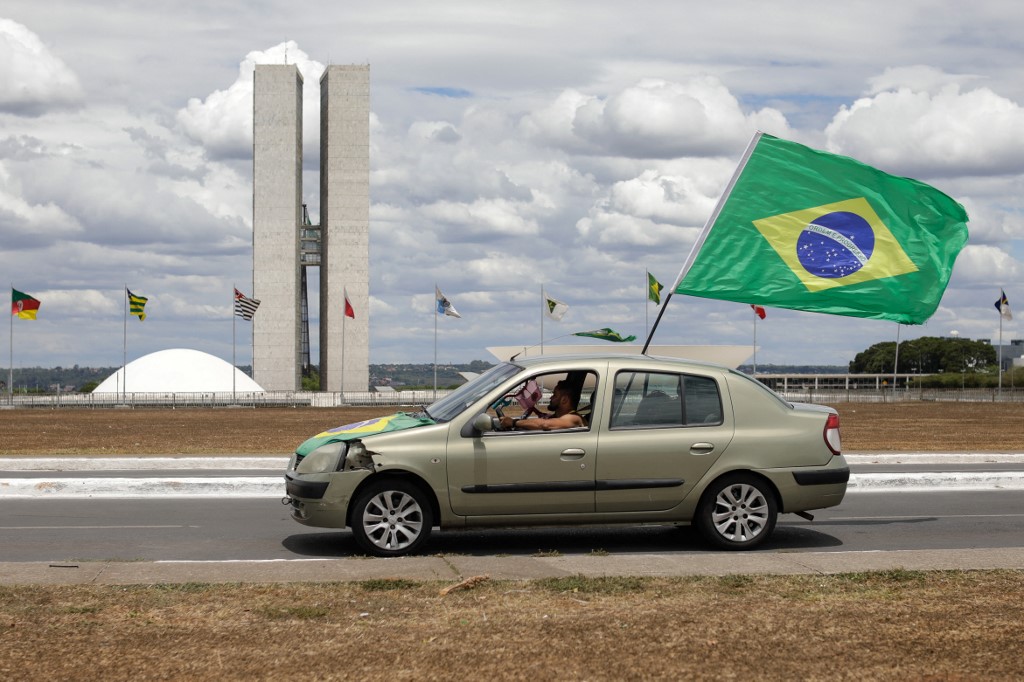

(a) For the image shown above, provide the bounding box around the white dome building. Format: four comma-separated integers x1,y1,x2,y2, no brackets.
94,349,264,393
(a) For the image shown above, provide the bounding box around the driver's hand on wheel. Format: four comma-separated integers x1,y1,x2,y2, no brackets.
499,416,516,430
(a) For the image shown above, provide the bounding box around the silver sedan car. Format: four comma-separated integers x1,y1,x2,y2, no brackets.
285,354,848,556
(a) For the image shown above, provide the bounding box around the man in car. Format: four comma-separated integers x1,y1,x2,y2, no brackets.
499,380,585,431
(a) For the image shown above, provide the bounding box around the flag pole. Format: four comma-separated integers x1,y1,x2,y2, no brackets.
645,270,650,337
8,282,12,401
433,284,438,400
643,132,762,354
892,323,901,394
122,285,128,403
752,310,758,375
232,285,237,402
540,285,545,355
998,303,1004,396
342,289,347,397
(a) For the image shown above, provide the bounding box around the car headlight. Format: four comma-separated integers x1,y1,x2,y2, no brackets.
295,441,347,474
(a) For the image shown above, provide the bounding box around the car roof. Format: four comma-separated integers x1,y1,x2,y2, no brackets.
508,353,731,373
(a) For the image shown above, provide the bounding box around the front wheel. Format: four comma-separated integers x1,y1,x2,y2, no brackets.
696,474,777,550
350,479,434,557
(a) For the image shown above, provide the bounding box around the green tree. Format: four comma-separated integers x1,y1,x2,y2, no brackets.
850,336,996,374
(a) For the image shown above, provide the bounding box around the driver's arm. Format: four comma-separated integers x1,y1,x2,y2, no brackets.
502,414,583,431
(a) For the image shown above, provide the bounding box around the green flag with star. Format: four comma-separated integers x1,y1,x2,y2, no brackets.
673,133,968,324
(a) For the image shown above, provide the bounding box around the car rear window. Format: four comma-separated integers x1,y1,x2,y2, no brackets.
610,371,723,428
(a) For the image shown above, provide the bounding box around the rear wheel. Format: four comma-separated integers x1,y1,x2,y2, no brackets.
696,474,777,550
350,479,433,557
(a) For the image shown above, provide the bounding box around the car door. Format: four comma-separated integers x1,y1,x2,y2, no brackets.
446,428,598,516
594,369,735,513
446,370,600,517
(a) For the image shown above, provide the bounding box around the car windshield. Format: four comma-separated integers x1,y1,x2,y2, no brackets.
426,362,522,422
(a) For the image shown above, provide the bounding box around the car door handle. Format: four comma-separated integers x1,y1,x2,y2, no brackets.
560,449,586,460
689,442,715,455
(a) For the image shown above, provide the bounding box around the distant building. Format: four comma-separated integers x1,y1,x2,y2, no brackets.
94,349,264,393
996,339,1024,370
252,63,370,392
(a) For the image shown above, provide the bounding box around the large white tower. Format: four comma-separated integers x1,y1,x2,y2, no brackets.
252,63,370,392
320,65,370,393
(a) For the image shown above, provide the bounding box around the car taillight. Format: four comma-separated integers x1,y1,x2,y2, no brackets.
824,413,841,456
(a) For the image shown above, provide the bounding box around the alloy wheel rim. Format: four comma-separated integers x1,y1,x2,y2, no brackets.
362,490,424,550
711,483,769,542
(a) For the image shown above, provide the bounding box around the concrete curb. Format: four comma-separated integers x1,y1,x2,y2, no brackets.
3,454,1024,498
3,547,1024,585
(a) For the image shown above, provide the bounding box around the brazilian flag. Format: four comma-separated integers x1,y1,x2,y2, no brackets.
573,328,637,343
674,133,968,325
296,412,436,456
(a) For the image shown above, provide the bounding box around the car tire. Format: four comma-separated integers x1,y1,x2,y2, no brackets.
350,479,434,557
696,474,777,550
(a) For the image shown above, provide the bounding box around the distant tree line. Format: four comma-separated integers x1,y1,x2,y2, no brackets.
849,336,996,374
847,336,1024,388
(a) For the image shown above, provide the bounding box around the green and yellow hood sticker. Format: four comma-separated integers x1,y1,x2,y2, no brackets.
295,412,436,456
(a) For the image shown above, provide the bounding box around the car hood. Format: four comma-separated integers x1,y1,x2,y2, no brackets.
295,412,436,456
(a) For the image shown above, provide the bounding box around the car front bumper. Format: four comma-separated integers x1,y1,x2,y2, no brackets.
284,469,373,529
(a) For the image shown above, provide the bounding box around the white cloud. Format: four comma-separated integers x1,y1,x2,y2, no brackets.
422,198,540,236
951,244,1021,285
176,41,325,161
826,77,1024,177
1,5,1023,368
523,77,793,158
0,161,83,247
0,18,83,115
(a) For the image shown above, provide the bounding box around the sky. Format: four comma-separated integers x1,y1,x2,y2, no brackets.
1,1,1022,371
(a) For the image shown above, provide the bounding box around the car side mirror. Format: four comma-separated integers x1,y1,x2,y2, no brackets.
472,413,495,433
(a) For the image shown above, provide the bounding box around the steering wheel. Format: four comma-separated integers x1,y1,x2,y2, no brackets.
494,404,505,419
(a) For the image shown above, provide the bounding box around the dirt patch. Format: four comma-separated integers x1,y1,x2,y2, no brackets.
2,572,1022,680
1,401,1022,455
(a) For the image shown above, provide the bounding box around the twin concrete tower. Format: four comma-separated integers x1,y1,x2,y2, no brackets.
252,64,369,392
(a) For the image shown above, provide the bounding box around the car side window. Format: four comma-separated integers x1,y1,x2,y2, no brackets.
682,375,723,426
484,370,597,433
611,371,722,428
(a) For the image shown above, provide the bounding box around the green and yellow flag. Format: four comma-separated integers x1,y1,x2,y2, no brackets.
673,133,969,324
128,289,148,321
647,271,664,305
573,328,637,343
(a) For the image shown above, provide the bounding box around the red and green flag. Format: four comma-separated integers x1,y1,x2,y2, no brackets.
11,288,40,319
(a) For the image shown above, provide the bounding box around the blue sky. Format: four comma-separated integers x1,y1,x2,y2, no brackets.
0,1,1021,369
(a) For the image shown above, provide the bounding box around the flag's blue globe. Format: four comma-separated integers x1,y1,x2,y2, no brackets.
796,211,875,279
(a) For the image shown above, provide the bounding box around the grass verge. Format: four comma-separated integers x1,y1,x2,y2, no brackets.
2,570,1022,679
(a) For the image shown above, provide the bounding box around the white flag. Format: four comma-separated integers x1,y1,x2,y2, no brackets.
995,290,1012,321
544,296,568,321
436,286,461,318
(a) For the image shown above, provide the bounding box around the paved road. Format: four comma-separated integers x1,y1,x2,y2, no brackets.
2,454,1022,584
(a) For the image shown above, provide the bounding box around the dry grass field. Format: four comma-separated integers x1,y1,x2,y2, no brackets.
2,572,1023,680
1,400,1023,455
2,401,1023,679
